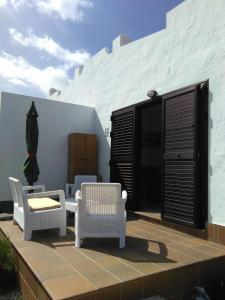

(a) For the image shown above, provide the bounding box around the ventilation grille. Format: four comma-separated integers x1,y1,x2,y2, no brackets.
112,111,134,156
165,92,194,152
163,160,195,225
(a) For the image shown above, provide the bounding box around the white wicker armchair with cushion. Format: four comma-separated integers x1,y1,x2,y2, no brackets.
9,177,66,240
75,183,127,248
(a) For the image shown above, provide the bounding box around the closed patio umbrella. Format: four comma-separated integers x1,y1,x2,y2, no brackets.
23,101,40,186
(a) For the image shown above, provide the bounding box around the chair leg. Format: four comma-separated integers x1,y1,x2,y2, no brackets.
119,224,126,248
59,225,66,237
75,237,81,248
59,213,67,236
75,230,81,248
59,228,66,236
66,211,70,223
23,229,32,240
119,235,125,248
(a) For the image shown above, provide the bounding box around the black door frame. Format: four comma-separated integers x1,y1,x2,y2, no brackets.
135,98,163,211
110,80,208,228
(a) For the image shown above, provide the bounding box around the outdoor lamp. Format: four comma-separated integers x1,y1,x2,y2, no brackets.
147,90,158,100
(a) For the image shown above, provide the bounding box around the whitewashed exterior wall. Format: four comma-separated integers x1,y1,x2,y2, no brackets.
0,92,94,202
49,0,225,226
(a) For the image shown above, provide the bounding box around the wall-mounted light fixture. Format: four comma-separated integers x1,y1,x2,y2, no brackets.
104,128,109,137
147,90,158,100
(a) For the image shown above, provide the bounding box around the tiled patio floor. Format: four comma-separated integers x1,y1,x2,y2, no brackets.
1,215,225,300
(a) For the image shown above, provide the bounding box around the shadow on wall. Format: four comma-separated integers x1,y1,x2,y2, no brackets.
208,90,213,223
93,110,110,182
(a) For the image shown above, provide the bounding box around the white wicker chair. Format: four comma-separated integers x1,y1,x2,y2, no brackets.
66,175,97,198
9,177,66,240
65,175,97,213
75,183,127,248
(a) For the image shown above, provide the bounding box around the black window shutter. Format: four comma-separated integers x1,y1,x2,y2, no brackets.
161,82,208,228
110,106,137,210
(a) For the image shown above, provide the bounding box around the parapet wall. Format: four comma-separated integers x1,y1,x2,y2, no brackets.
49,33,134,99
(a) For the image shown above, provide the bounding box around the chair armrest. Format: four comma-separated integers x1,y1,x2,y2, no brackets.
122,190,127,203
75,190,82,201
74,203,78,212
66,183,74,198
75,190,82,211
26,190,63,198
23,185,46,192
26,190,64,199
75,191,81,226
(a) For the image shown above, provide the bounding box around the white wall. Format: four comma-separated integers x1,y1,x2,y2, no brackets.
49,0,225,226
0,92,94,202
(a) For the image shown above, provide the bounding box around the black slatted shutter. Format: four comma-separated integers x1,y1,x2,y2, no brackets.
162,82,208,228
110,106,137,210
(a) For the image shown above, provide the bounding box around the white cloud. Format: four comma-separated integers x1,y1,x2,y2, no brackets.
9,28,90,69
0,51,70,95
0,0,93,21
35,0,93,21
9,0,26,9
8,78,27,87
0,0,25,9
0,0,7,8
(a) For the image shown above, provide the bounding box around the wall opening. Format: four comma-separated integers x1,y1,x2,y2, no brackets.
138,102,162,212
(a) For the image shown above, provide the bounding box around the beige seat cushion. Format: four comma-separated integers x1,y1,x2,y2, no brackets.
28,198,61,212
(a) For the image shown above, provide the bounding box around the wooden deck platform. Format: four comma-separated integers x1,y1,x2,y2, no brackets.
1,215,225,300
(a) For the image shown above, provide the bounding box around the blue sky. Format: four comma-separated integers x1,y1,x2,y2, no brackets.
0,0,184,98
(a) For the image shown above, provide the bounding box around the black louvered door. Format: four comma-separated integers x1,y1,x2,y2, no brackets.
110,106,137,210
162,82,208,228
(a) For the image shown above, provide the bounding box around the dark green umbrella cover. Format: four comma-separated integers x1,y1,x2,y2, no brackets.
23,101,40,186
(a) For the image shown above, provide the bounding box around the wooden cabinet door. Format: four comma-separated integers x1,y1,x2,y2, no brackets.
86,134,97,175
68,133,97,183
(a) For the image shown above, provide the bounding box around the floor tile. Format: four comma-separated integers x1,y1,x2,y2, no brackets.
43,274,96,300
95,255,142,281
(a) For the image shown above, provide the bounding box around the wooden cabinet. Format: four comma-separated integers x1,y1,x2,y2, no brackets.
68,133,97,183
